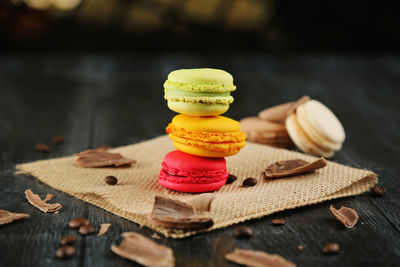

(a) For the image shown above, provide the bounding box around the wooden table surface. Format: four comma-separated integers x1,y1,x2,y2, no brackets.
0,54,399,267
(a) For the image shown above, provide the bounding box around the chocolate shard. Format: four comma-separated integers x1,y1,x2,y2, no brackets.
330,205,359,228
98,223,112,236
43,194,54,203
186,193,215,212
74,149,136,168
0,210,30,226
149,196,213,230
225,248,297,267
264,158,327,179
25,189,62,213
111,232,174,267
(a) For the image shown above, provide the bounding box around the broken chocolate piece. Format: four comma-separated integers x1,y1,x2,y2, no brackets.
69,218,91,228
74,149,136,168
149,196,213,230
234,226,253,238
43,194,54,203
242,178,257,187
322,243,340,254
225,248,296,267
52,135,65,144
186,193,215,212
264,158,327,179
79,224,95,235
35,143,51,152
0,210,30,226
60,234,77,245
271,218,287,226
372,186,386,197
56,245,76,259
25,189,62,213
226,174,237,184
330,205,358,228
111,232,174,267
98,223,111,236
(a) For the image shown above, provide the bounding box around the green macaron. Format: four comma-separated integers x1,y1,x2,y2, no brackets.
164,68,236,116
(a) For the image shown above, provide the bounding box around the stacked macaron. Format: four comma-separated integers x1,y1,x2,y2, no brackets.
159,68,246,193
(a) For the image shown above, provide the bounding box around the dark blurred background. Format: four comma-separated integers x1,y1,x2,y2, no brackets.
1,0,400,54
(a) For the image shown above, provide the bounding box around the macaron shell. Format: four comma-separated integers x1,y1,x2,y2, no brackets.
163,150,227,172
301,100,345,144
158,172,227,193
286,113,334,158
296,104,342,151
172,141,241,157
258,102,294,123
167,101,229,116
167,68,234,85
171,114,242,133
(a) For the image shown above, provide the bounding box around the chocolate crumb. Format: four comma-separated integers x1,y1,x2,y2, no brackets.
52,135,65,144
98,223,111,236
372,186,386,197
56,245,76,259
60,235,77,245
79,224,95,235
298,245,304,250
105,176,118,185
271,218,286,225
234,226,253,238
68,218,91,229
242,178,257,187
35,143,51,152
322,243,340,254
226,174,237,184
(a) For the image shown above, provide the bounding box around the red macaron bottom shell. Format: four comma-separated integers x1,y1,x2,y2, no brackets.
158,170,228,193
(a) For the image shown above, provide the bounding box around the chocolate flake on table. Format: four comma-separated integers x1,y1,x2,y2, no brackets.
111,232,174,267
322,243,340,254
149,196,213,230
105,175,118,185
0,210,30,226
98,223,112,236
69,218,91,228
60,234,77,245
25,189,62,213
264,158,327,179
79,224,95,235
330,205,359,228
35,143,51,152
52,135,65,144
226,174,237,184
242,178,258,187
186,193,215,212
288,95,310,115
56,245,76,259
225,248,297,267
43,193,54,202
74,149,136,168
372,186,386,197
234,226,254,238
271,218,287,226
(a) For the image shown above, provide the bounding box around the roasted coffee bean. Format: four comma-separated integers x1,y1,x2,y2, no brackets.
242,178,257,187
68,218,91,229
105,176,118,185
79,224,95,235
322,243,340,254
60,235,77,245
226,174,237,184
372,186,386,197
52,135,65,144
271,218,286,225
234,226,253,238
56,245,76,259
35,143,51,152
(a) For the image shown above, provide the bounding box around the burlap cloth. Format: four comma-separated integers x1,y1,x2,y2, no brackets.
16,135,377,238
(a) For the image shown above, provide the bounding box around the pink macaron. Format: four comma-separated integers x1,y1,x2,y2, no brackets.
159,150,229,193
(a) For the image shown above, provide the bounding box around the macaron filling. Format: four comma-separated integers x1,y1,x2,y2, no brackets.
164,80,236,93
164,89,234,105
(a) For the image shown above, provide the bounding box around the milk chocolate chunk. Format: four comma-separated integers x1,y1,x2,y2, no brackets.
25,189,62,213
98,223,112,236
149,196,213,230
111,232,174,267
330,205,359,228
74,149,136,168
264,158,327,179
0,210,30,226
225,248,296,267
258,102,295,123
322,243,340,254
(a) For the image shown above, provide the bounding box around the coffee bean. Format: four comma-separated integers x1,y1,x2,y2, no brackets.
105,176,118,185
226,174,237,184
234,226,253,238
60,235,77,245
79,224,95,235
271,218,286,225
68,218,91,229
35,143,51,152
372,186,386,197
52,135,65,144
56,245,76,259
322,243,340,254
242,178,257,187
